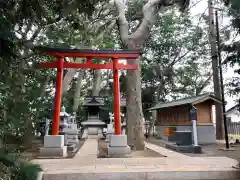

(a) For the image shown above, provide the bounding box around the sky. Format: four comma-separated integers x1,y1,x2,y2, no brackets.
190,0,239,109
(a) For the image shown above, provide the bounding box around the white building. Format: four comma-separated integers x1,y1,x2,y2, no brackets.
226,104,240,123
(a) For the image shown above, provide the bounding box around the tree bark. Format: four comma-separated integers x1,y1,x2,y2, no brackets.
115,0,187,150
72,70,84,112
125,56,145,150
62,58,83,94
92,70,102,96
115,0,162,150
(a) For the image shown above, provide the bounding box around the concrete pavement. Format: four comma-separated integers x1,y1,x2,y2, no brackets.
33,138,240,180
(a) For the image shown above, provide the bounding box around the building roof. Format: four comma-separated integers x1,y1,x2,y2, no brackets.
149,93,221,111
83,96,105,106
226,104,239,114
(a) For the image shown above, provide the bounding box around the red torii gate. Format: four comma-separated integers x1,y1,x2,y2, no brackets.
38,47,140,136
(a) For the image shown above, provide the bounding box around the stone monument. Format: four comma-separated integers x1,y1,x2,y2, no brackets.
39,106,71,158
61,107,79,151
105,112,114,141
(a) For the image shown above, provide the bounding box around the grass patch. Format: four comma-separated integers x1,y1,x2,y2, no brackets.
229,134,240,140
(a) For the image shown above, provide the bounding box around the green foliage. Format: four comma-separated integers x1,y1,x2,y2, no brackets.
223,1,240,97
0,152,42,180
0,0,109,151
140,9,210,117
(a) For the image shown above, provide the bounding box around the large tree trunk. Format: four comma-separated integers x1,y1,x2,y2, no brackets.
125,57,145,150
92,70,102,96
114,0,188,150
72,70,84,112
62,58,83,94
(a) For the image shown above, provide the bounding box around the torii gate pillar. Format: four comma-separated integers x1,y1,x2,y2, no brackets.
37,47,140,158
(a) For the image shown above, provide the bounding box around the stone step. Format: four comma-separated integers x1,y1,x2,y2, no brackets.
43,170,239,180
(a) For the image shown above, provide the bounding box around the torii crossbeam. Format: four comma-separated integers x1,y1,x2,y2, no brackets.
37,47,140,136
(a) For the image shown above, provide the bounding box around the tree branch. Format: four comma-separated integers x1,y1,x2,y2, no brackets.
130,0,164,44
22,20,34,41
29,27,41,42
114,0,129,44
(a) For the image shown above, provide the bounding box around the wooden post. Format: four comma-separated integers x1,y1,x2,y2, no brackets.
208,0,224,140
113,58,121,135
52,57,64,135
215,10,229,149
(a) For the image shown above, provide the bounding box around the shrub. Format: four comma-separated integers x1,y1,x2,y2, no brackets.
0,151,42,180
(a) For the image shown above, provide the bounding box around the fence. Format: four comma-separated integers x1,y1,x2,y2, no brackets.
227,122,240,140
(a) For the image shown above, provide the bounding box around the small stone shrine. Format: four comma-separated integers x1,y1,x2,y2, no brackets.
81,96,106,138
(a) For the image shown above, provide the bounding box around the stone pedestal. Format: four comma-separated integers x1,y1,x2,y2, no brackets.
82,128,88,139
88,127,99,135
59,131,68,146
70,123,78,130
108,134,131,157
106,124,114,142
39,135,67,158
64,128,79,144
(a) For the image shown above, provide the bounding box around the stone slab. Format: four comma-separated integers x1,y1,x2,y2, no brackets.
39,146,67,158
68,138,79,144
64,128,79,135
34,141,239,180
82,129,88,139
88,127,99,135
70,123,78,130
59,132,68,146
165,143,202,154
107,145,131,157
145,142,187,158
44,135,64,148
109,134,127,147
67,134,79,141
43,170,239,180
67,144,76,151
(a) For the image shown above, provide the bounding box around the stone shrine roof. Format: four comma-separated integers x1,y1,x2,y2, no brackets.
60,112,70,116
83,96,105,106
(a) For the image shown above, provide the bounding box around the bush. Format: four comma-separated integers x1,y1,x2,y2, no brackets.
0,151,42,180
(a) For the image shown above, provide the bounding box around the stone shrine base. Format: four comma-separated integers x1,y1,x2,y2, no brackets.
107,135,131,157
39,146,67,157
39,135,67,158
165,143,202,154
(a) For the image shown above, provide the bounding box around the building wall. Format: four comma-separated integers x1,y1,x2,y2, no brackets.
155,125,216,144
156,106,191,126
196,101,212,123
155,101,216,144
226,109,240,122
156,102,213,126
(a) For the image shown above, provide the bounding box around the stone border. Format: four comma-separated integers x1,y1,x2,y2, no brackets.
145,142,187,158
43,171,239,180
37,171,43,180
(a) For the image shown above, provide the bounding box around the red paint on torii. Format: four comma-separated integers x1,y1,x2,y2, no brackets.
37,47,140,136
